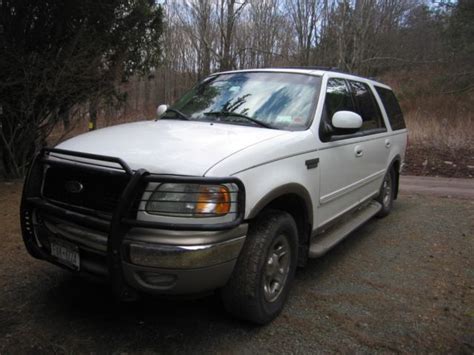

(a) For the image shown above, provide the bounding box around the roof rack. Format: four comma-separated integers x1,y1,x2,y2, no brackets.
264,66,382,82
263,66,347,73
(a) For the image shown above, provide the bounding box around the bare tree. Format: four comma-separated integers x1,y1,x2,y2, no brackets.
80,0,472,130
285,0,322,65
248,0,284,67
217,0,249,70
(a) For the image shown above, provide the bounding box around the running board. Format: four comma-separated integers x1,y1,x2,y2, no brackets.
309,201,382,258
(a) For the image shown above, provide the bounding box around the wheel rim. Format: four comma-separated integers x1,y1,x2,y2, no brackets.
263,234,291,303
382,174,392,207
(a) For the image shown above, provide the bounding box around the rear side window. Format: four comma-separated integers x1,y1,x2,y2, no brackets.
348,80,385,131
375,86,406,130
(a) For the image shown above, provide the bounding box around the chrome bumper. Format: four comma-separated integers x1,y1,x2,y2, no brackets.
128,237,245,269
36,212,247,294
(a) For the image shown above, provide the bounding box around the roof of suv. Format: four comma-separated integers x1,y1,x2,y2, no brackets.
212,67,391,90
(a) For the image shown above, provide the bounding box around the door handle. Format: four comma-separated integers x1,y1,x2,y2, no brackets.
385,139,391,148
355,145,364,157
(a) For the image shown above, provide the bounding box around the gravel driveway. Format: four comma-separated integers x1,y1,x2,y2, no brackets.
0,181,473,353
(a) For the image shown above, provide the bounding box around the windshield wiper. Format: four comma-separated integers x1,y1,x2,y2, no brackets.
161,108,190,121
204,111,274,129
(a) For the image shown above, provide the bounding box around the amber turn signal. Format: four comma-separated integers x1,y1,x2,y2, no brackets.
195,185,230,216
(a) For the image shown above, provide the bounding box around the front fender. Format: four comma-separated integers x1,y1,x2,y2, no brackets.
247,183,313,225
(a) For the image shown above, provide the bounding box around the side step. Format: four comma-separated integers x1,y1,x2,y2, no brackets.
309,201,382,258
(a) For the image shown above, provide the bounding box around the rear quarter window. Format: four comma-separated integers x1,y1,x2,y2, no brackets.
375,86,406,130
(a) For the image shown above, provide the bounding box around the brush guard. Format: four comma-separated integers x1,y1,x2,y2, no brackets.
20,148,245,301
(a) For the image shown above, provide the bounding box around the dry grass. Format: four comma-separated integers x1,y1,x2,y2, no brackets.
404,105,474,150
380,68,474,177
381,67,473,149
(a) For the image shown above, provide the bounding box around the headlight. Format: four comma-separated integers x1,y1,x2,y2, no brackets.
145,183,235,217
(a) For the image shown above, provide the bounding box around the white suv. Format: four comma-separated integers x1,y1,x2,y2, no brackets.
21,68,407,324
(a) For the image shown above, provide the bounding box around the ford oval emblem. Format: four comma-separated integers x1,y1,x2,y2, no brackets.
65,180,84,194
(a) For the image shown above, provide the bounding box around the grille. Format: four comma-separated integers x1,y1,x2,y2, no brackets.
42,164,130,214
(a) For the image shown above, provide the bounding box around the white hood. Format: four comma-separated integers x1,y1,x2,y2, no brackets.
57,120,287,176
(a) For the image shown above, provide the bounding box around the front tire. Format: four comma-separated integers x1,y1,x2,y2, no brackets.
221,210,298,324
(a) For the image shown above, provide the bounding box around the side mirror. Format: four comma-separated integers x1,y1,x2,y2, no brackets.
331,111,362,131
156,104,168,118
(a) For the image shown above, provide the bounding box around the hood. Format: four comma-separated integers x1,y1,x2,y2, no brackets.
56,120,287,176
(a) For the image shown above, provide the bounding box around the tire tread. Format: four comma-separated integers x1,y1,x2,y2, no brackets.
222,209,297,324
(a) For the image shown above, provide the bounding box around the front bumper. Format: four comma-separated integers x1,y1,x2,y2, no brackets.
33,211,247,294
20,148,246,298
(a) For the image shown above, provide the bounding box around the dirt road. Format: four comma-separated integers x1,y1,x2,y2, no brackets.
400,175,474,199
0,180,473,353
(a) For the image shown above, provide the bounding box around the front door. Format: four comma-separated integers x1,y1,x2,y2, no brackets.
316,77,388,227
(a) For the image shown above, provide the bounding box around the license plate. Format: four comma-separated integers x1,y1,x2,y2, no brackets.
50,238,80,271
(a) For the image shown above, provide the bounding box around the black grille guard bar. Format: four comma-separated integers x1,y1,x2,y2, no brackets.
20,148,246,301
43,147,134,174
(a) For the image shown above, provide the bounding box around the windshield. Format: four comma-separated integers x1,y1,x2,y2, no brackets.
164,72,322,130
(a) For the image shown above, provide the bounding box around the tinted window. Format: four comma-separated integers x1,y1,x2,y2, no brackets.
348,80,385,131
319,78,355,141
375,86,406,130
324,78,355,118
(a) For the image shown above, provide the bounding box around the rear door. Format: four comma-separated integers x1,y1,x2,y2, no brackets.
346,79,390,199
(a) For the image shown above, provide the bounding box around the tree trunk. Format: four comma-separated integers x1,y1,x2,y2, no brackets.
0,113,39,179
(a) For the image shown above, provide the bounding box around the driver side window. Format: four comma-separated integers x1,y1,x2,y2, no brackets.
319,78,355,142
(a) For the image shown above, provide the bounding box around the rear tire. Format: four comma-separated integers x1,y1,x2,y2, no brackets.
221,210,298,324
376,168,395,218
